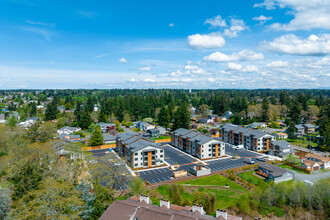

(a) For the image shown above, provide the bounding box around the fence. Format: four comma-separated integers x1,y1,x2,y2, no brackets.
284,162,311,174
154,138,172,143
82,144,116,151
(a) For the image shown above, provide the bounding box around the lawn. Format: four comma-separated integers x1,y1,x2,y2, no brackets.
130,128,141,132
150,136,171,140
238,170,264,185
286,138,318,148
277,164,307,174
177,175,247,192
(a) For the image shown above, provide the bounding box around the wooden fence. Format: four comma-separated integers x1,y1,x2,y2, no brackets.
82,144,116,151
154,138,172,143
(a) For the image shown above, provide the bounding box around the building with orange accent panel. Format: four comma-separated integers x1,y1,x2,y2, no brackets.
116,133,164,169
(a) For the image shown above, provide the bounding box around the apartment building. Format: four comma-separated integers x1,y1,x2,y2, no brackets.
242,130,275,152
116,133,164,169
219,124,275,152
171,128,225,159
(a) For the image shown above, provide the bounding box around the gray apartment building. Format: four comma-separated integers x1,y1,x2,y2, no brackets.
171,128,225,159
116,133,165,169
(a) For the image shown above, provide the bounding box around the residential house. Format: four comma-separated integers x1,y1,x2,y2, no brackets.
100,195,242,220
198,117,211,124
292,124,305,137
242,130,275,152
57,126,81,135
103,133,116,144
156,126,166,135
257,163,294,183
304,153,330,169
116,133,164,168
207,114,218,122
0,114,5,124
136,121,146,130
224,111,233,119
190,122,198,130
301,159,320,171
302,124,315,134
274,132,288,139
249,122,267,129
171,128,225,159
147,128,159,138
96,122,116,133
57,105,66,113
142,123,155,132
20,117,39,128
268,140,296,159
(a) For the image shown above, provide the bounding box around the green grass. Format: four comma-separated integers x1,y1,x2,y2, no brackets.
150,135,171,140
237,170,264,185
286,138,318,148
178,174,247,192
277,164,307,174
130,128,141,132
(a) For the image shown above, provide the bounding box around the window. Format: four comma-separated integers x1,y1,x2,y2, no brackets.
134,163,138,167
209,154,211,157
135,152,138,156
209,148,211,151
135,158,138,161
160,150,163,153
160,155,163,158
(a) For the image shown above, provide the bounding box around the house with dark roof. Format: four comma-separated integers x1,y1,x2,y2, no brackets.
257,163,294,183
99,195,242,220
57,126,81,135
171,128,225,159
147,128,160,138
302,124,315,134
116,133,164,168
291,124,305,137
249,122,267,129
96,122,116,133
269,140,296,159
103,133,116,144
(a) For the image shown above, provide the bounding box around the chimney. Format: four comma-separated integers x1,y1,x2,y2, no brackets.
139,194,150,204
216,209,227,220
160,199,170,209
192,204,205,215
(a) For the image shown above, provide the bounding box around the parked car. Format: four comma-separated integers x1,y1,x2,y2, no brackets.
244,158,255,164
236,145,244,150
257,156,266,162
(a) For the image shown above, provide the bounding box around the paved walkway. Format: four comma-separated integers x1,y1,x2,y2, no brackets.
290,170,330,183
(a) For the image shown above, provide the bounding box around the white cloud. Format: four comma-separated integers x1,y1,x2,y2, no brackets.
188,33,225,49
139,66,151,71
261,34,330,56
169,23,174,27
224,18,247,38
94,54,109,59
129,78,136,82
243,65,259,72
25,20,55,27
252,15,272,24
143,78,155,83
266,60,289,68
119,57,128,63
204,15,227,28
203,50,264,62
227,62,242,70
208,78,215,82
256,0,330,31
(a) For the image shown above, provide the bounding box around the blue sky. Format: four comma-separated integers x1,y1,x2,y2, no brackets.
0,0,329,89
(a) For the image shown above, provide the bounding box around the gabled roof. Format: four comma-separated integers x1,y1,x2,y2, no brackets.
103,133,116,141
243,129,273,139
221,124,240,132
258,163,288,177
305,153,330,163
295,124,305,130
302,124,315,128
126,139,161,153
271,140,291,149
303,159,319,167
233,127,250,134
172,128,190,136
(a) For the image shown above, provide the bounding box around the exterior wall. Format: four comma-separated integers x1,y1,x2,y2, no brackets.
189,166,211,176
273,172,294,183
130,146,164,169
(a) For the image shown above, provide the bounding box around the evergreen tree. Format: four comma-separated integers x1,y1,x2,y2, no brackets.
289,99,302,124
45,100,57,121
86,96,94,113
261,97,269,121
74,100,82,122
158,106,170,128
79,108,92,129
89,126,104,146
30,102,37,116
173,103,190,130
7,115,17,127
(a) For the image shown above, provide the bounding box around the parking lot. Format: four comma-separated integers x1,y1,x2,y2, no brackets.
163,144,195,165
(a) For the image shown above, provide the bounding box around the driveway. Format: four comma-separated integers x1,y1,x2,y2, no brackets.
289,170,330,183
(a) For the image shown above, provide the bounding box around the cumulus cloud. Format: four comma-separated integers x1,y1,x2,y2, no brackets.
243,65,259,72
204,15,227,28
139,66,151,71
261,34,330,56
256,0,330,31
266,60,289,68
119,57,128,63
252,15,272,24
188,33,225,49
203,50,264,62
143,78,155,83
224,18,247,37
129,78,136,82
227,62,242,70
